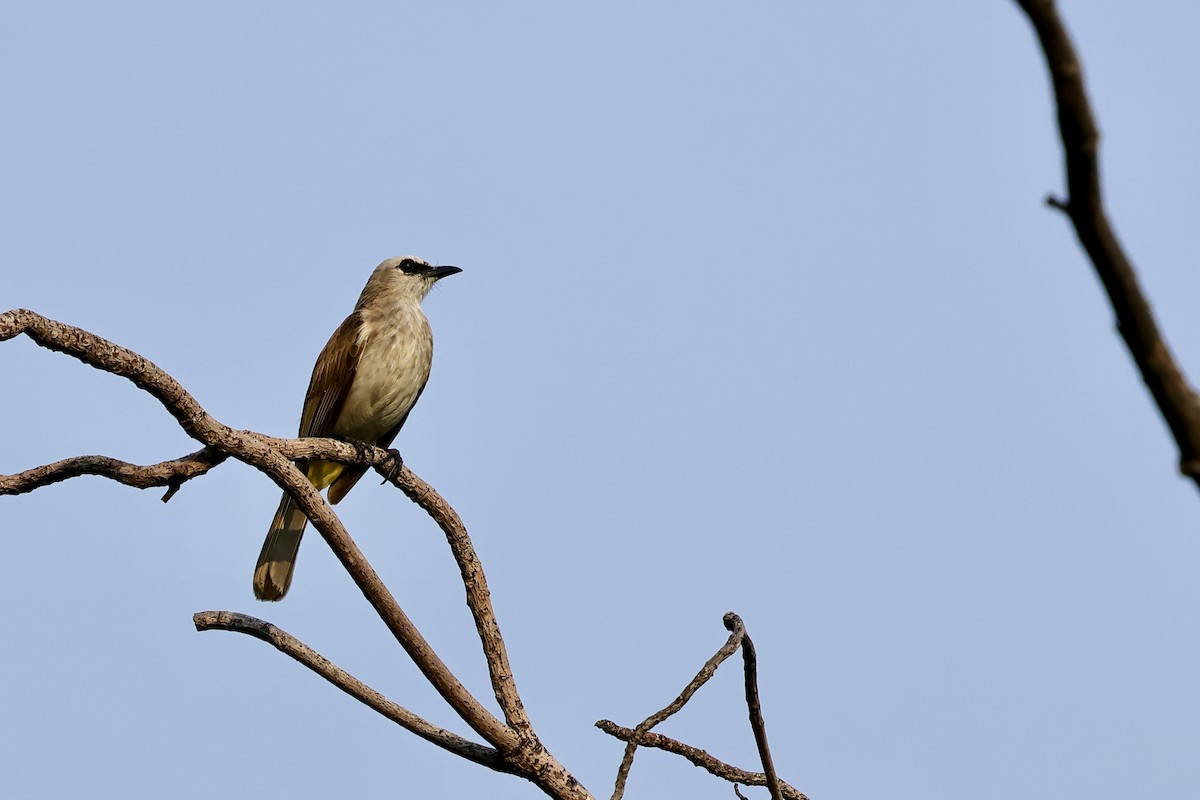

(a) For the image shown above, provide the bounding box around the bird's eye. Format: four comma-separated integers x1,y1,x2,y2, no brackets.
397,259,419,273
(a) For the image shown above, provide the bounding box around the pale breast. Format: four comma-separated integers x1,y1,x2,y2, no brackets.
332,303,433,442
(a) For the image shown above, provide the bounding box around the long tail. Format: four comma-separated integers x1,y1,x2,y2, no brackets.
253,492,310,600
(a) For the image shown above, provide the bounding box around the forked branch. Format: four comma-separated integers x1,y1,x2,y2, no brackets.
4,307,804,799
597,613,795,800
595,722,808,800
0,307,588,800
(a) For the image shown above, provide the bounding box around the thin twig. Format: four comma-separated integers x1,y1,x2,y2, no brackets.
604,615,746,800
193,610,512,773
1013,0,1200,485
731,614,783,800
595,721,809,800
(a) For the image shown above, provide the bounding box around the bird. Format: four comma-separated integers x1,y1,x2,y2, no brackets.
253,256,462,601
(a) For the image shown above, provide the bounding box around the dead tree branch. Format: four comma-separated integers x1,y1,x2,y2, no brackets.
378,462,533,737
4,308,803,799
0,307,589,800
598,613,796,800
0,447,227,500
193,610,513,773
594,723,808,800
1014,0,1200,486
605,615,743,799
733,614,784,800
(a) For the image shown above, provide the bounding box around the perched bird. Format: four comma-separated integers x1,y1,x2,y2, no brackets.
254,256,462,600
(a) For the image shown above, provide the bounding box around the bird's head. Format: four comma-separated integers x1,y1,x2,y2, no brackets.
359,256,462,306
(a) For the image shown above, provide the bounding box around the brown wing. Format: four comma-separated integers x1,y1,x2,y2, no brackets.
299,311,364,438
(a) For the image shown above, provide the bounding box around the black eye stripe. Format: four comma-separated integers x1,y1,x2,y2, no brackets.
397,258,423,274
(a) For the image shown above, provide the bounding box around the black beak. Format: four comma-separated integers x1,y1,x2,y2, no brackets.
427,265,463,280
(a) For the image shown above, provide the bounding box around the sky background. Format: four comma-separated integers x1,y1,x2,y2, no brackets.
2,1,1199,798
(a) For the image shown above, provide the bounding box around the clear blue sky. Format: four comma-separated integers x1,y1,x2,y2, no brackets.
3,2,1199,798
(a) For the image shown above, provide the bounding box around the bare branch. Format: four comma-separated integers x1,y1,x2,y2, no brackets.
1013,0,1200,486
3,306,804,800
0,308,216,436
604,614,745,800
378,463,532,736
595,721,809,800
0,436,394,500
2,308,593,799
193,610,513,774
0,448,227,499
1,310,508,742
221,458,588,798
599,614,800,800
729,613,783,800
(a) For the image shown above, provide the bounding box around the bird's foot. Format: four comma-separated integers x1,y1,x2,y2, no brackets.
380,449,405,484
343,437,374,462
